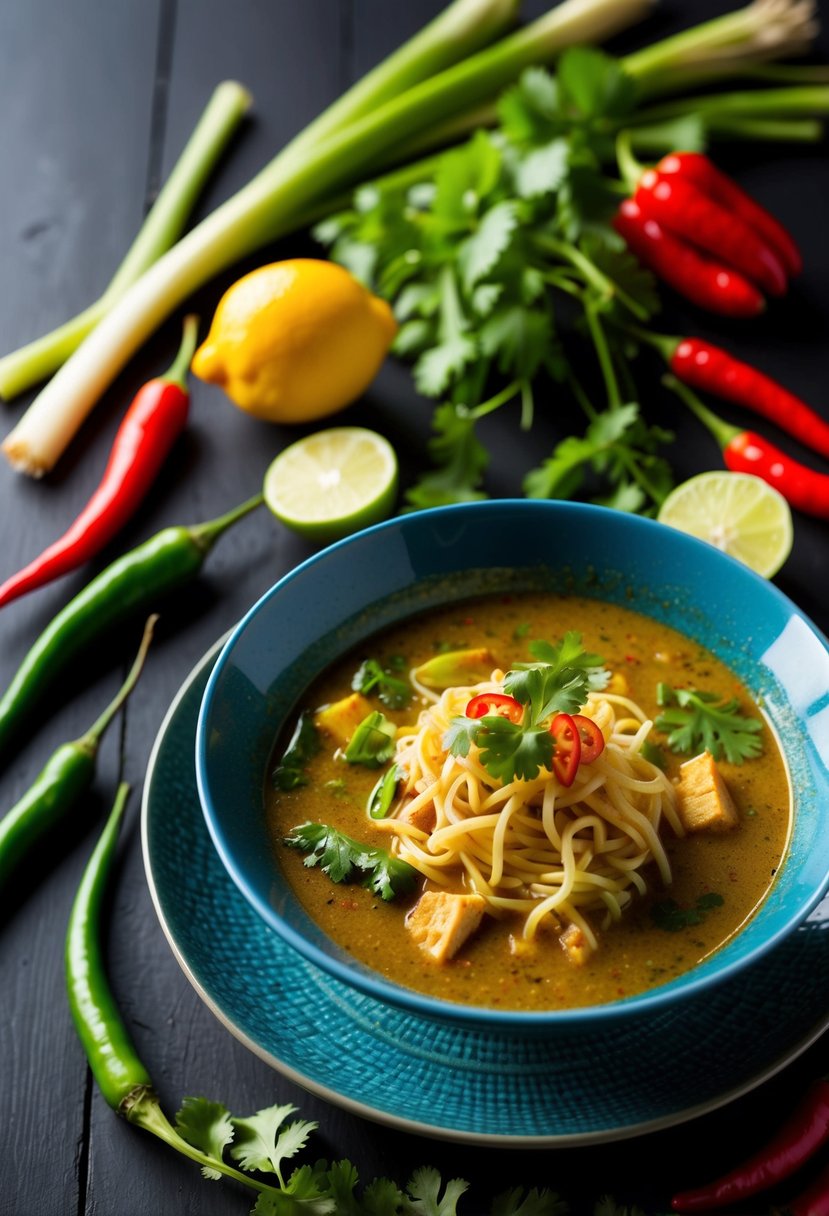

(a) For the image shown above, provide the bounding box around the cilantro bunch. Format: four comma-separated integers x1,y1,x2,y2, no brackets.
445,633,608,784
317,48,677,514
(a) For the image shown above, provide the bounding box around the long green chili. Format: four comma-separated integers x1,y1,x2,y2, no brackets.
0,495,262,766
66,788,287,1191
65,783,153,1112
0,616,155,893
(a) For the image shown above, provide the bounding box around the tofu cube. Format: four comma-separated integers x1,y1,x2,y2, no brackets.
675,750,739,833
396,799,437,835
406,891,486,963
314,693,373,747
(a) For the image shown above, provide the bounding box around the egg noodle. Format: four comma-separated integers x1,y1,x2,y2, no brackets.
373,669,683,953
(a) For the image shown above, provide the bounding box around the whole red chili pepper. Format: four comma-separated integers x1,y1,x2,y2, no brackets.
635,169,789,298
666,374,829,519
613,200,765,318
657,152,802,278
0,315,199,610
671,1078,829,1212
654,335,829,461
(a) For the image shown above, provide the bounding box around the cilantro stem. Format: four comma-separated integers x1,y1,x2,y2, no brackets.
566,371,598,423
535,234,650,322
128,1091,278,1197
584,304,622,411
614,129,644,193
469,378,522,420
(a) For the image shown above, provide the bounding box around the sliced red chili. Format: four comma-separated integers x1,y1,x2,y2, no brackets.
465,693,523,723
571,714,605,763
550,713,581,786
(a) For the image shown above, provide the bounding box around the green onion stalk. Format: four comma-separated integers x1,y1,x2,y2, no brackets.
0,0,821,476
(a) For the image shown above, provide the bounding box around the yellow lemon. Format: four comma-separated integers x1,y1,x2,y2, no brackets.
191,259,397,423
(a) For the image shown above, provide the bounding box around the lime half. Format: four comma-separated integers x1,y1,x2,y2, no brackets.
263,426,398,543
657,471,793,578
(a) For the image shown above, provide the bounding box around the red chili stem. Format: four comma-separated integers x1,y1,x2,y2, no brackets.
665,374,829,519
657,152,802,278
635,170,789,297
667,337,829,461
0,315,199,610
672,1079,829,1212
613,201,765,318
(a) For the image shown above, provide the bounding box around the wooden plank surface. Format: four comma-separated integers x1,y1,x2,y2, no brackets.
1,1,827,1213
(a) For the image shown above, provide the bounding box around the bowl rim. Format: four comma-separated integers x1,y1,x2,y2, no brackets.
196,498,829,1028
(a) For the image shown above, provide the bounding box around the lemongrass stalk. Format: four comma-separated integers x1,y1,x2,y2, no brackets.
624,0,819,96
2,0,653,476
0,81,252,401
706,116,823,140
629,85,829,124
0,0,519,406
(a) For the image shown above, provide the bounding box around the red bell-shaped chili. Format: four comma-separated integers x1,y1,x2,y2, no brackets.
613,201,765,319
635,169,788,298
656,152,801,278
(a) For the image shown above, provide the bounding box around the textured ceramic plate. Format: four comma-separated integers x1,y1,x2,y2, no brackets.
143,640,829,1146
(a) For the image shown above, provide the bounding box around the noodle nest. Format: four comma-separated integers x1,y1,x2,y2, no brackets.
375,673,681,952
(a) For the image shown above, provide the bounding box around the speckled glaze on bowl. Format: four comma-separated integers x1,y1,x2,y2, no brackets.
195,500,829,1031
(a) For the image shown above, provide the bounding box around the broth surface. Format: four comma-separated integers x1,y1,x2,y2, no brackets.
265,593,791,1011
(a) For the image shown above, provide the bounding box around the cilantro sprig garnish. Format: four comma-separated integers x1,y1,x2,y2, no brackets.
655,683,763,764
284,821,417,901
444,633,608,785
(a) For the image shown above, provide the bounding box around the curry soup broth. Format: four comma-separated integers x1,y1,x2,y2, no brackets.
264,593,791,1011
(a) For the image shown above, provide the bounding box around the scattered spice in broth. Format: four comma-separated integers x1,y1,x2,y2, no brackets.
264,594,791,1011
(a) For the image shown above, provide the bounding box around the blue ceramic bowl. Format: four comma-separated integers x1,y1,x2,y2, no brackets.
195,500,829,1030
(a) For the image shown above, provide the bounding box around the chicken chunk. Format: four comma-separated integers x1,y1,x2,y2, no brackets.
406,890,486,962
675,750,739,833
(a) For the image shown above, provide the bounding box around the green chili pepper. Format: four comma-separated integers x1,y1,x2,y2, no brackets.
65,782,153,1113
66,788,282,1195
0,494,262,766
0,616,156,892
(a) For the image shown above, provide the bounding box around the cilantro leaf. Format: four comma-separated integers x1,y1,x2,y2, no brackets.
284,822,418,901
513,138,569,199
406,1166,469,1215
174,1097,235,1181
351,658,412,709
477,717,553,783
230,1104,315,1178
443,715,480,759
491,1188,568,1216
556,47,636,122
405,403,489,509
523,403,674,512
271,711,321,791
655,684,763,764
458,200,519,292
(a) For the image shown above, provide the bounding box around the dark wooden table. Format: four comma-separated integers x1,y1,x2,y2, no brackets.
2,2,828,1212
